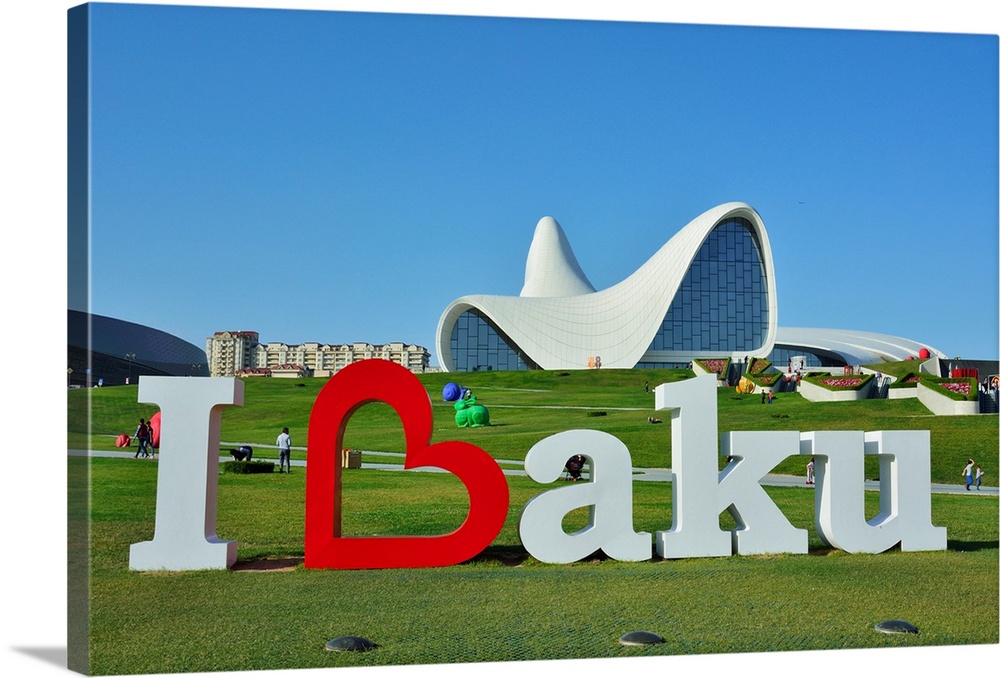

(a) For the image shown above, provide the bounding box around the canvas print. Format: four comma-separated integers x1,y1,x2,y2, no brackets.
64,2,998,677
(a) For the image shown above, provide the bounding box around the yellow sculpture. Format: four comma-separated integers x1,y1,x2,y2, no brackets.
735,376,756,394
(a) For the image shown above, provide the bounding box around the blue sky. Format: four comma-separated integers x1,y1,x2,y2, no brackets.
76,2,999,363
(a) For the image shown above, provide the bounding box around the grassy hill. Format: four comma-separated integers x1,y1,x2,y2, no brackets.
69,365,998,484
68,364,998,675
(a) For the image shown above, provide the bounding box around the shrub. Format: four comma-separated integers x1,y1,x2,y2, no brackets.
222,460,276,474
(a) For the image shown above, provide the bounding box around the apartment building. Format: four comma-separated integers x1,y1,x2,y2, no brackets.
206,331,430,377
205,331,260,378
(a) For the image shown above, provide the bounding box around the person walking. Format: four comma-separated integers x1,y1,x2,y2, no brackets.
962,458,975,490
975,465,984,490
276,427,292,473
133,418,150,459
146,416,157,458
806,457,815,485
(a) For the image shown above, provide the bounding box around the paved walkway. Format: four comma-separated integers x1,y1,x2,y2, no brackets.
69,447,997,496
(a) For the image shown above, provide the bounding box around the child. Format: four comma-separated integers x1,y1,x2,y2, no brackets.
975,466,984,490
806,457,815,485
963,459,975,490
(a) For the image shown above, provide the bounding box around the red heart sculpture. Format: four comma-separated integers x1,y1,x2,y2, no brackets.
304,359,510,569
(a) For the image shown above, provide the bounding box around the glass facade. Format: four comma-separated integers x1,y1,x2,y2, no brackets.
449,309,539,372
68,310,210,386
634,361,692,370
646,217,768,354
769,345,847,369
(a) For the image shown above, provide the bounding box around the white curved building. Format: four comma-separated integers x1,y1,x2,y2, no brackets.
435,202,945,372
772,327,945,367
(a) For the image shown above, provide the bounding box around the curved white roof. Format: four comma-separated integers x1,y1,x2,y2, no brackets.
775,327,947,365
436,202,779,371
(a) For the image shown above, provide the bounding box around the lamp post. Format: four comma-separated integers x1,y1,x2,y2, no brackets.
125,352,136,385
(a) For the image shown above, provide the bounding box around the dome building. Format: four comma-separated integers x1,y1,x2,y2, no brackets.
68,309,209,386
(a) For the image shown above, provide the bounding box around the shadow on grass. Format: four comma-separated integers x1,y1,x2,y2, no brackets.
469,545,533,566
228,540,998,572
470,546,626,566
947,540,1000,553
232,557,302,571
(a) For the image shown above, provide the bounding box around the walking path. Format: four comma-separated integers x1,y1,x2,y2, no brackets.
69,446,997,496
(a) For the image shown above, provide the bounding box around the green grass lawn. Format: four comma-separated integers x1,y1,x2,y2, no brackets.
70,366,999,674
70,366,998,483
80,456,997,675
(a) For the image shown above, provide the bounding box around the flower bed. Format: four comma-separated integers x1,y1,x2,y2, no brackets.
939,382,971,396
820,377,864,388
921,377,978,401
803,372,873,391
694,358,730,377
747,358,772,375
889,372,921,389
749,372,781,387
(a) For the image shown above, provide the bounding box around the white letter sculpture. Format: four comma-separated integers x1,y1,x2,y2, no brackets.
720,431,809,555
655,375,807,558
129,376,244,571
123,373,946,570
654,375,946,558
806,430,947,553
519,429,651,563
652,375,727,558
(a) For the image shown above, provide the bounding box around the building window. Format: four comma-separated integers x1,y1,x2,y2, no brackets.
647,217,769,353
450,309,538,372
768,345,846,368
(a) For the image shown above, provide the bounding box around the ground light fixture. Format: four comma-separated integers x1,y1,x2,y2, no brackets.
874,620,919,635
324,635,376,652
618,630,665,646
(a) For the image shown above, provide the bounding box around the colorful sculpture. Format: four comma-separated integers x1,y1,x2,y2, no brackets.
150,410,161,449
305,360,508,569
442,381,490,427
442,382,463,402
454,391,490,428
735,376,756,394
